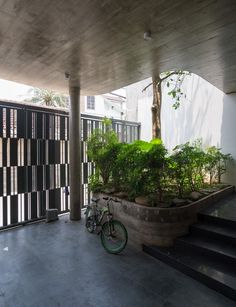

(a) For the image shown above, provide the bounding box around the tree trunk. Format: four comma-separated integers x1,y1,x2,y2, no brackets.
152,78,162,139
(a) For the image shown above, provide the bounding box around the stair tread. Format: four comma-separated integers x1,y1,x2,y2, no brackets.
144,193,236,301
201,194,236,222
146,245,236,290
178,235,236,259
192,222,236,239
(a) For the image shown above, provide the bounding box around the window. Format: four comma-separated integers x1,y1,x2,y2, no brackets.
87,96,95,110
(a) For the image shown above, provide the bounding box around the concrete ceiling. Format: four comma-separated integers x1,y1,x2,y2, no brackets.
0,0,236,95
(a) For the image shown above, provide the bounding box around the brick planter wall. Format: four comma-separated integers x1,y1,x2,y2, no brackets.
94,186,234,249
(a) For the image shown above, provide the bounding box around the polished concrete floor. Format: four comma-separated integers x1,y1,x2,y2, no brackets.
0,214,235,307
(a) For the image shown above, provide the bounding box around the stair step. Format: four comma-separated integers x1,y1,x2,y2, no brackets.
143,245,236,301
176,236,236,265
200,193,236,222
143,193,236,301
191,222,236,243
198,212,236,227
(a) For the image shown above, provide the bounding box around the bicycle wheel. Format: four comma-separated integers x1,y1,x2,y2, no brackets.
101,220,128,254
85,207,96,233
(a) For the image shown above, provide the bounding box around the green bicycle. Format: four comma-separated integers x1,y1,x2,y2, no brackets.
85,197,128,254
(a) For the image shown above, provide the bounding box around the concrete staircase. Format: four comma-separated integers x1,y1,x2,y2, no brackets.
143,194,236,301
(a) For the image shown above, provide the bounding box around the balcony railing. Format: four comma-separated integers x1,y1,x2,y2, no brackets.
0,100,140,230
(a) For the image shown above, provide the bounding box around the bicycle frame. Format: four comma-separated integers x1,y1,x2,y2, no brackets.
88,198,113,229
96,206,111,226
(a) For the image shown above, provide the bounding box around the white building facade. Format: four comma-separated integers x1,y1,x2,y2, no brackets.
81,92,126,120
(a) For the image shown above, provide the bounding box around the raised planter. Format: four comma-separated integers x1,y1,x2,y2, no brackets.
94,185,234,249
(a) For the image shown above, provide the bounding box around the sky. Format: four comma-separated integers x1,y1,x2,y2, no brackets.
0,79,32,101
0,78,126,101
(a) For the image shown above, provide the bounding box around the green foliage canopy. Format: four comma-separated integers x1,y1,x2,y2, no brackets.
87,121,232,204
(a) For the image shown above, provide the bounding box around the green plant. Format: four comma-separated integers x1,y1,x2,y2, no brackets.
88,174,103,193
190,139,208,186
169,140,207,197
205,146,232,184
113,139,167,200
25,87,69,107
114,141,150,197
142,139,168,201
87,126,233,206
87,118,119,187
169,148,188,198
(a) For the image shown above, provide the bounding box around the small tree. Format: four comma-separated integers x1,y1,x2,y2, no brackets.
169,140,207,197
143,71,190,139
144,139,168,201
25,88,69,108
205,146,232,184
113,139,167,200
87,118,119,186
114,141,149,197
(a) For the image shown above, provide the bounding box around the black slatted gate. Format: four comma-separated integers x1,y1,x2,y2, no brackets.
0,101,140,230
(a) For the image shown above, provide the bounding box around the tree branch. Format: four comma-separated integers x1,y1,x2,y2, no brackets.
142,82,153,92
160,71,186,83
142,71,189,92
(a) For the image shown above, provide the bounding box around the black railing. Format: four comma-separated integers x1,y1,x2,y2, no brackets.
0,101,140,230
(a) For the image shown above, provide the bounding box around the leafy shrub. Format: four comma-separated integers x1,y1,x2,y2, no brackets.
111,139,168,200
205,146,232,184
87,119,119,186
169,140,208,197
114,140,153,197
86,123,232,205
88,174,103,193
141,139,168,201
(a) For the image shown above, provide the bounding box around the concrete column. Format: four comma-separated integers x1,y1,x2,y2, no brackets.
69,86,81,220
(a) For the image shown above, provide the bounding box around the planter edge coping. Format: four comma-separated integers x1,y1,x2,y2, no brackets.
94,185,234,212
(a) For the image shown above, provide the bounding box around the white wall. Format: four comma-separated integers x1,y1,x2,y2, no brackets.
162,74,236,185
104,99,125,120
126,73,236,185
126,78,152,141
137,96,152,141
